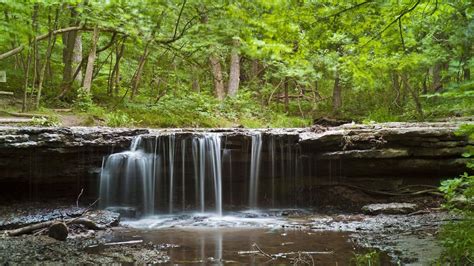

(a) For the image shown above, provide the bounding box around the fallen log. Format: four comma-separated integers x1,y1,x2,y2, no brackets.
7,221,55,236
7,217,105,237
0,111,49,118
0,118,33,124
0,91,14,96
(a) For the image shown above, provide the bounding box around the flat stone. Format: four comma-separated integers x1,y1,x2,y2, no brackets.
105,207,137,218
362,203,417,215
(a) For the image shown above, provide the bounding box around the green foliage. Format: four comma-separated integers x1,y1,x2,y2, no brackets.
352,250,381,266
0,0,472,126
29,116,60,127
438,124,474,263
73,88,94,112
105,111,137,128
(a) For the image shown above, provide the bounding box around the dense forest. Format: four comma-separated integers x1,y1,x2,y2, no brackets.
0,0,472,127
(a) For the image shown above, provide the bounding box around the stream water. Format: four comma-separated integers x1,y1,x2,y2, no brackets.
104,228,363,264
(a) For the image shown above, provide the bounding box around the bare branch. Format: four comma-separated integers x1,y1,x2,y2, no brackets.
361,0,421,47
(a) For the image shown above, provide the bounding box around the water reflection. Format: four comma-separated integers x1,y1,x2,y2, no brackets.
110,228,360,264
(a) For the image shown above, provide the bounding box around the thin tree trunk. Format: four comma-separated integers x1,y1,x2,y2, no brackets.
422,70,428,94
108,38,125,95
191,66,200,92
130,41,151,100
332,69,342,113
210,55,225,100
401,74,423,118
284,78,289,112
432,63,442,92
35,8,59,109
61,7,79,92
32,3,40,87
392,71,401,108
22,46,32,112
82,26,99,93
30,4,39,103
72,32,83,84
251,60,260,82
227,39,240,97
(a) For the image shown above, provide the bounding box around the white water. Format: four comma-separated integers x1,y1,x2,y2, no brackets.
249,133,262,208
99,131,305,216
100,133,223,216
99,136,156,214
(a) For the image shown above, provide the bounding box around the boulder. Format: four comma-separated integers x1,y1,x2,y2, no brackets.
362,203,417,215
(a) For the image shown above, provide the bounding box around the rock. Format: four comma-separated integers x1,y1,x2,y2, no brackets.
86,210,120,226
362,203,417,215
105,207,137,219
48,222,68,241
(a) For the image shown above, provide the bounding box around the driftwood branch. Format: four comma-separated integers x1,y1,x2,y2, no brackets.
7,198,101,237
76,188,84,208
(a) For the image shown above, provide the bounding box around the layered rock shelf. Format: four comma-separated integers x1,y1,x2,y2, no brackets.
0,122,471,206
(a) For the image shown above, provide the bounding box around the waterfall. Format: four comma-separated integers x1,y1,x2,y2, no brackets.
168,134,175,213
249,133,262,208
268,136,276,207
100,133,223,216
206,134,223,215
99,136,156,215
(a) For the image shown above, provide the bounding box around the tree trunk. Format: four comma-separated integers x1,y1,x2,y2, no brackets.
391,71,402,107
284,78,289,112
82,26,99,93
130,41,151,100
109,38,125,95
210,55,225,100
61,7,80,91
191,66,200,92
332,69,342,113
22,46,32,112
432,63,442,92
32,3,40,88
401,74,423,118
72,32,83,84
251,60,260,82
227,39,240,97
35,9,59,109
30,4,39,102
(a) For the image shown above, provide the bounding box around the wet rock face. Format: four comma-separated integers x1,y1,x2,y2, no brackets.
0,127,149,200
0,122,471,207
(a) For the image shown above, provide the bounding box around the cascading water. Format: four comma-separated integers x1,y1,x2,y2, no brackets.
100,133,224,216
248,133,262,208
99,136,156,215
99,131,304,216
